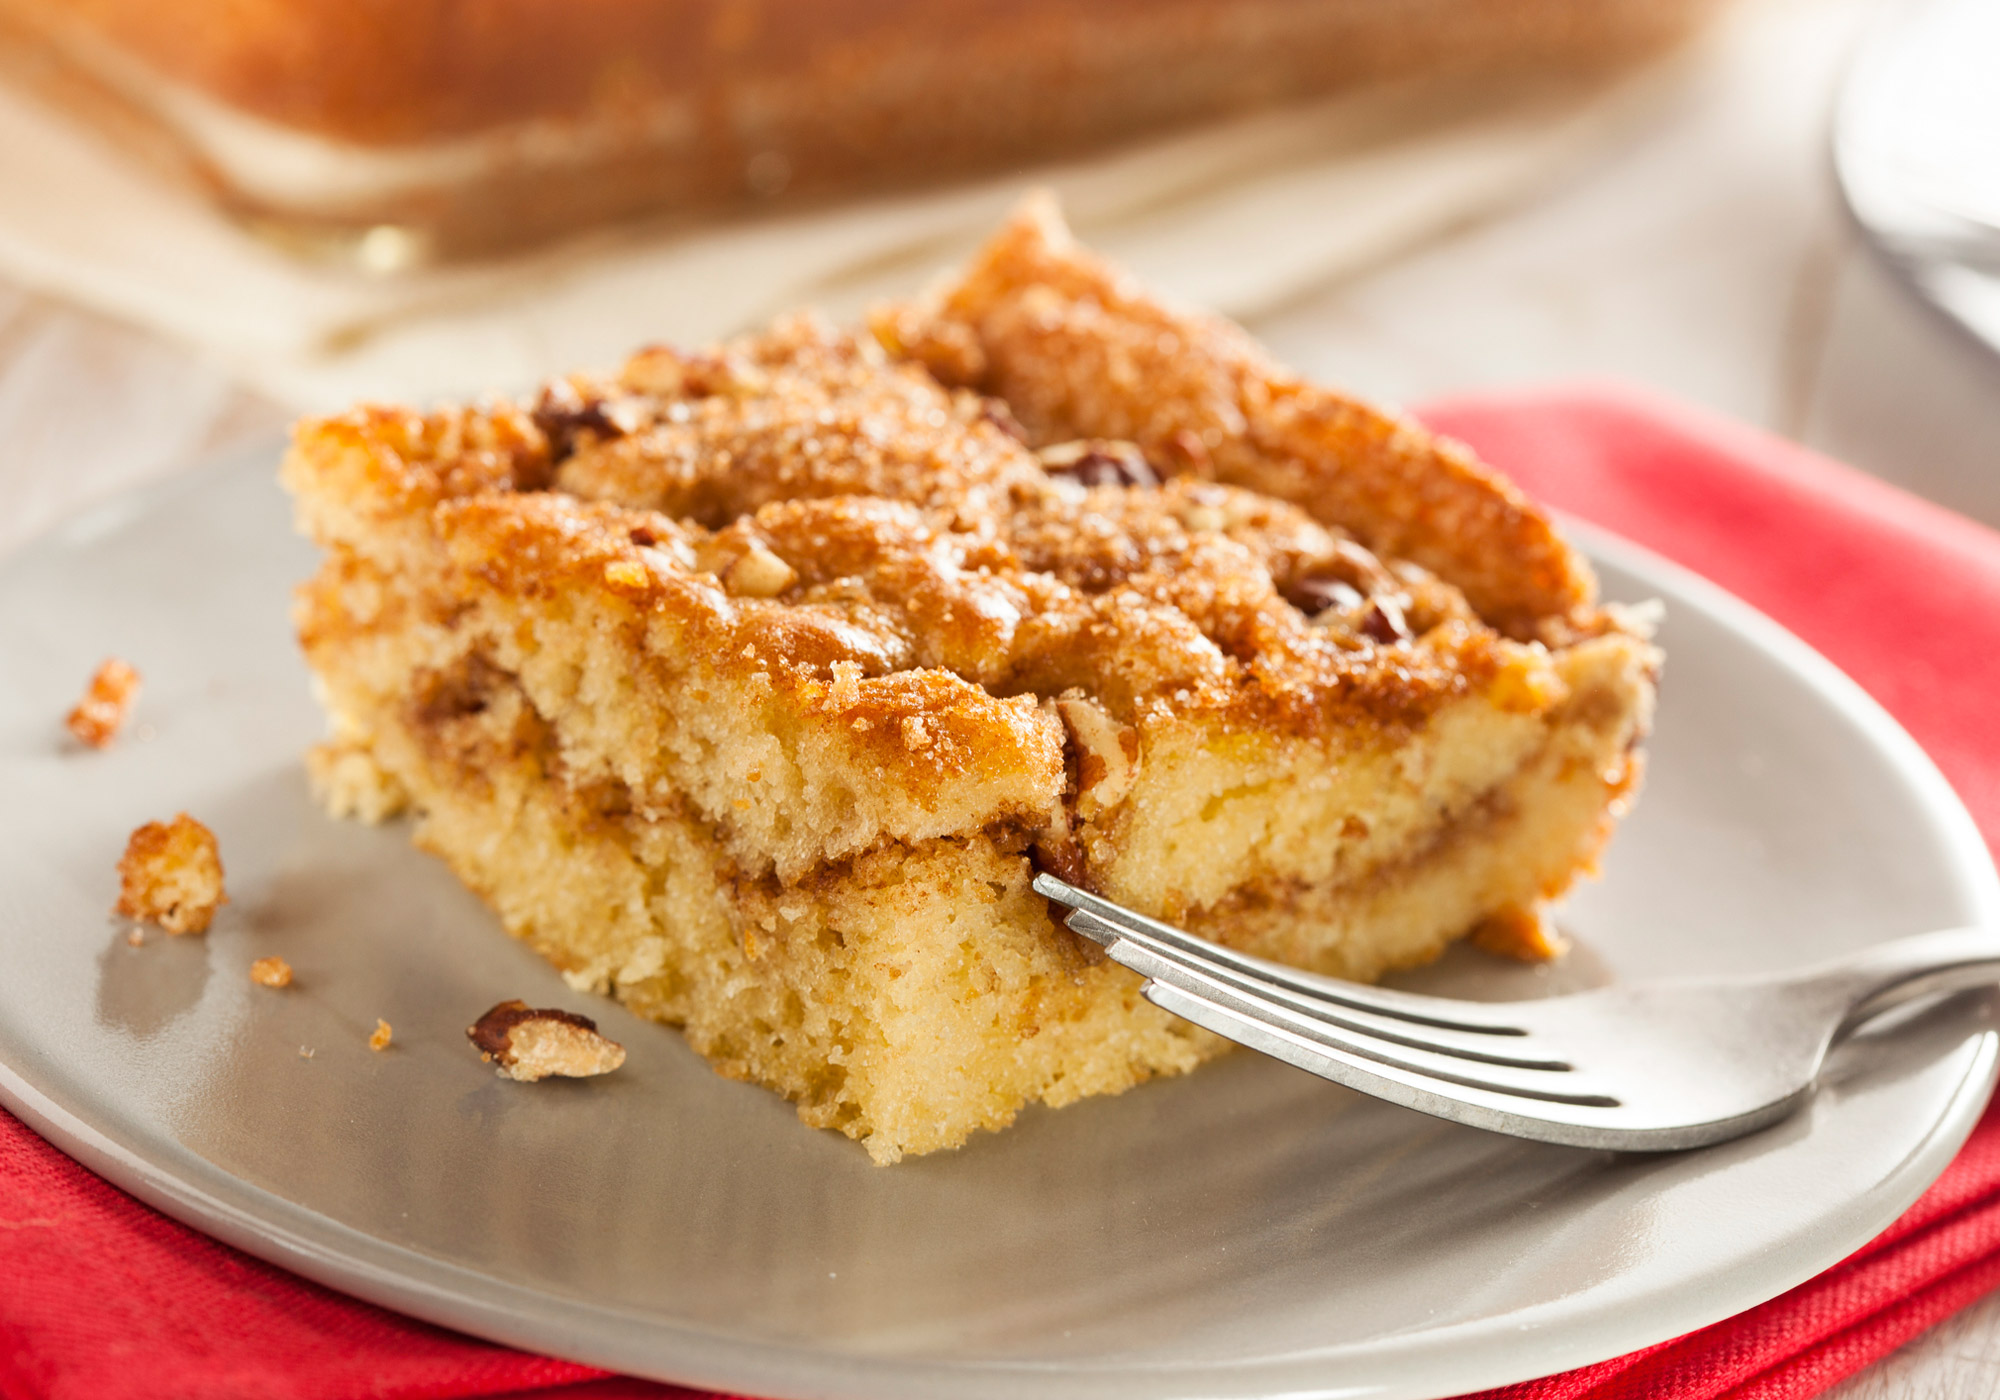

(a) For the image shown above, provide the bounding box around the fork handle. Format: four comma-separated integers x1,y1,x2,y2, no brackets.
1820,926,2000,1028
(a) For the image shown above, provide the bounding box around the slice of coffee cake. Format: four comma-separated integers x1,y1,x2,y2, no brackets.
283,201,1656,1162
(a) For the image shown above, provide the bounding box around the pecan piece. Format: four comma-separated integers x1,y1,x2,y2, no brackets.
1360,596,1412,645
533,379,649,464
721,542,797,599
1282,539,1398,614
1285,539,1415,644
1283,575,1365,616
1037,439,1160,489
978,397,1030,444
468,1000,626,1082
1055,694,1138,819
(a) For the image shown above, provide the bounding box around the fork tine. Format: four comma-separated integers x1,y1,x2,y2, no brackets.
1035,874,1529,1035
1141,979,1623,1120
1082,912,1619,1106
1030,878,1858,1152
1061,908,1572,1072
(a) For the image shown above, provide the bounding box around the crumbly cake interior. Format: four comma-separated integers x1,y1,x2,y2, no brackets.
284,199,1656,1162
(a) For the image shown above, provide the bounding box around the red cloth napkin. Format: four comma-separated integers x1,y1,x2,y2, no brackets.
4,386,2000,1400
1425,386,2000,1400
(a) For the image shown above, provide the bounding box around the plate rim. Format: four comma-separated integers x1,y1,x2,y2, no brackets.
1,448,1996,1400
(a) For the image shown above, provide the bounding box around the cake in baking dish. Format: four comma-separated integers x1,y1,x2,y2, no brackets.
282,198,1656,1162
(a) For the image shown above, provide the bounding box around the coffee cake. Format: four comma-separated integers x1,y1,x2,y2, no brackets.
282,200,1656,1162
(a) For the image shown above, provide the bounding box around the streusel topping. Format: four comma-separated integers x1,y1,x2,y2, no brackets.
874,195,1595,638
315,313,1547,736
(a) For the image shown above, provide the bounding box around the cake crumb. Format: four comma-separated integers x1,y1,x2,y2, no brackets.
250,956,293,988
369,1019,393,1051
66,658,141,748
125,927,145,947
467,1000,626,1082
299,1046,315,1059
115,813,225,935
1469,904,1570,962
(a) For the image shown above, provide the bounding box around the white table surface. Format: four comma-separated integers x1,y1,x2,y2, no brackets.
1,0,1997,1394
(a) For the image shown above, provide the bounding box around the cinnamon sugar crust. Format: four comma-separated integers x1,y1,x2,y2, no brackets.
874,193,1595,640
283,200,1657,1161
300,314,1522,738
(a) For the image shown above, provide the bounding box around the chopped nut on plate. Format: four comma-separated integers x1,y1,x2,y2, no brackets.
115,813,225,935
467,1000,625,1082
66,658,141,748
250,956,293,988
369,1019,393,1051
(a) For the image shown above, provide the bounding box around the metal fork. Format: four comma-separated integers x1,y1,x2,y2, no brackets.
1035,874,2000,1151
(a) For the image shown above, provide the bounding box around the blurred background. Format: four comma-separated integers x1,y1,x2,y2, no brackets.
0,0,1994,1392
0,0,1995,559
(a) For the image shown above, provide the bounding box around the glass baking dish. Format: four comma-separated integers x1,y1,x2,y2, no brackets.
0,0,1723,265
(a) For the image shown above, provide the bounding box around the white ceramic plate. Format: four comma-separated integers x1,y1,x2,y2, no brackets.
1,445,1995,1400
